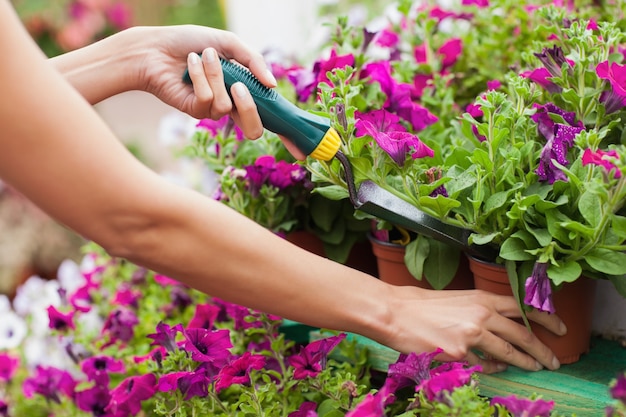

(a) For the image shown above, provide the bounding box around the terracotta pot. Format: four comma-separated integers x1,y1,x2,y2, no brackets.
469,256,596,365
369,235,473,289
285,230,378,277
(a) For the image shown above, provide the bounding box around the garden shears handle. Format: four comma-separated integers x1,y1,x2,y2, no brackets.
183,56,340,161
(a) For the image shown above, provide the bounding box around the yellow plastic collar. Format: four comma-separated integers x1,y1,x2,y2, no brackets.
309,127,341,161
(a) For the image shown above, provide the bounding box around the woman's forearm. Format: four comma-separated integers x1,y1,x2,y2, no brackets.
48,28,142,104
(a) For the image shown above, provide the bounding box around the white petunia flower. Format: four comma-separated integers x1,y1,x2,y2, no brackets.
0,311,27,349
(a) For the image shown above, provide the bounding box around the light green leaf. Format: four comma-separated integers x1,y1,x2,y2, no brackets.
500,237,534,261
423,240,460,290
579,190,602,227
405,236,430,281
547,261,582,286
585,249,626,275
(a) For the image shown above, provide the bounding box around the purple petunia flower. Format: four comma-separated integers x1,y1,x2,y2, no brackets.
610,373,626,404
534,45,573,78
215,352,266,392
491,395,554,417
289,334,346,380
111,284,141,308
524,262,555,314
0,352,19,382
313,49,355,87
47,305,76,332
287,68,318,102
158,369,212,400
438,38,463,69
147,322,183,353
388,348,443,390
81,356,126,385
532,103,584,183
0,400,7,417
181,328,232,365
75,385,113,417
102,306,139,345
105,373,157,417
23,365,77,403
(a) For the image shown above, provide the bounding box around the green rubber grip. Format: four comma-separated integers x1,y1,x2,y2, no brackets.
183,57,339,160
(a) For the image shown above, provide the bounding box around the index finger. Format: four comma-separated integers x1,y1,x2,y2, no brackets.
216,31,277,88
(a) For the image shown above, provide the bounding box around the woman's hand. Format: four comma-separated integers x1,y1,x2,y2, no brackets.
377,285,566,374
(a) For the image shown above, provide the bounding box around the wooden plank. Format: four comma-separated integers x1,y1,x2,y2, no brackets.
309,331,625,414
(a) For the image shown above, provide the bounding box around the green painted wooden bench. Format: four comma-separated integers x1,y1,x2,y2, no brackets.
303,327,626,415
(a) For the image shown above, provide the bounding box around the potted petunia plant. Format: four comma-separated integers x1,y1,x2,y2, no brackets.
273,0,626,362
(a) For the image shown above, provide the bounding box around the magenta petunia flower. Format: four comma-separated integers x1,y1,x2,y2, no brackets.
81,356,126,385
105,373,157,417
491,395,555,417
375,28,400,48
75,385,112,417
524,262,555,314
288,401,318,417
438,38,463,68
112,284,141,308
215,352,266,392
359,120,434,167
418,362,481,401
289,334,346,380
0,353,19,382
102,306,139,345
521,68,562,93
23,365,77,403
610,373,626,404
345,378,396,417
582,148,622,178
596,61,626,113
181,328,232,365
47,305,76,332
313,49,355,87
153,274,181,286
462,0,489,6
188,303,220,329
196,116,244,141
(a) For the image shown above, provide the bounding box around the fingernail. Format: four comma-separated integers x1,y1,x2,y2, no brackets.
188,52,200,65
559,321,567,335
496,362,508,372
233,82,247,98
552,357,560,370
535,361,543,371
265,69,277,86
203,48,216,63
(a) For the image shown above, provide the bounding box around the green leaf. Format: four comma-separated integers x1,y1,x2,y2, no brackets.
579,190,602,227
610,214,626,239
547,261,582,285
505,260,531,330
471,232,499,245
585,249,626,275
313,185,349,201
423,241,460,290
608,275,626,298
500,237,534,261
404,236,430,281
418,194,461,218
309,195,341,232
